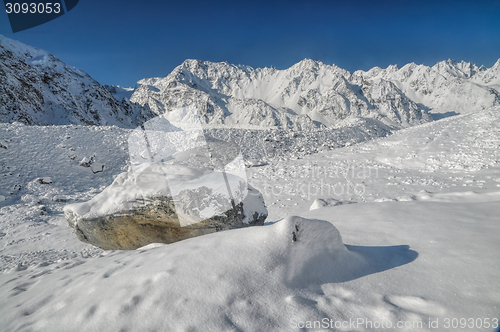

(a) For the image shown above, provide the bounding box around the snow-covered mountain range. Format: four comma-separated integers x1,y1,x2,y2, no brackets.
352,59,500,118
0,35,154,127
130,58,500,129
1,35,499,130
130,59,429,130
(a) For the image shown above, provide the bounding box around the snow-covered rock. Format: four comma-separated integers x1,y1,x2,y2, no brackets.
0,35,154,127
64,183,267,250
36,177,52,184
64,135,268,250
78,156,94,167
64,170,267,249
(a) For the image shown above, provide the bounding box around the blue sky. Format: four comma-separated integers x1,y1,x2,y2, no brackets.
1,0,499,87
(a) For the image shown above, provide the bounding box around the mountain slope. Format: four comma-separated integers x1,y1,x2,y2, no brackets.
0,36,154,127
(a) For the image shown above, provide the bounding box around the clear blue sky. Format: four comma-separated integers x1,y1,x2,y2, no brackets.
1,0,499,87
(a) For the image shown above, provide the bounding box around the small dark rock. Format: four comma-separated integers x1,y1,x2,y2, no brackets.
36,177,52,184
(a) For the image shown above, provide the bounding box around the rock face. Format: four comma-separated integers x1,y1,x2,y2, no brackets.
64,115,268,250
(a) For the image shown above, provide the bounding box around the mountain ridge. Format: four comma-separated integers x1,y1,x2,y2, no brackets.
0,35,154,127
130,56,499,130
1,35,498,130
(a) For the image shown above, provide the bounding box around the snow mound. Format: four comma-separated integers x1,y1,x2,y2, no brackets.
0,216,370,331
279,216,364,287
309,198,357,210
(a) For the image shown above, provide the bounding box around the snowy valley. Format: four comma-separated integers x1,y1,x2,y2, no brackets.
0,35,499,332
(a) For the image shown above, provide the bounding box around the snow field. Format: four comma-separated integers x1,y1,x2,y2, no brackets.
0,107,499,331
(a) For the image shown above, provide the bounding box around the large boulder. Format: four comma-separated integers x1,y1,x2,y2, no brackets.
64,179,267,250
64,128,268,249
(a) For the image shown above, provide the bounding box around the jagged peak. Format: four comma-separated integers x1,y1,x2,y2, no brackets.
288,58,322,71
386,64,399,71
286,59,351,78
298,58,321,65
433,58,458,67
367,66,383,73
431,59,482,78
490,58,500,69
174,59,255,78
397,62,426,74
402,62,418,68
432,58,476,71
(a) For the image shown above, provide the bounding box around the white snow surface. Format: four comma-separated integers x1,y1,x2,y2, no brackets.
0,110,499,329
